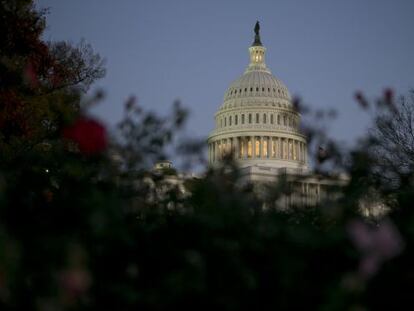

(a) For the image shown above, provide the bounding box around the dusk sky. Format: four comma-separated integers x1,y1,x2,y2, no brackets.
37,0,414,146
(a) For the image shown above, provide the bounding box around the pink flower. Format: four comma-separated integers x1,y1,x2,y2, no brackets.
63,117,107,155
384,88,393,103
59,267,91,302
347,218,404,279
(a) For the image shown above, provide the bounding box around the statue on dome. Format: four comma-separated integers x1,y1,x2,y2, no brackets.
252,21,262,46
254,21,260,35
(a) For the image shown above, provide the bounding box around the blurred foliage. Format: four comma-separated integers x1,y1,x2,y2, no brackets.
1,1,414,310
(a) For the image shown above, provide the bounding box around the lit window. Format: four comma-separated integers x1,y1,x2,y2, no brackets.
255,139,260,156
263,139,268,157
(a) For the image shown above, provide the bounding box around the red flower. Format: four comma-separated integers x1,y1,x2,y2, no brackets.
384,88,393,101
354,91,369,109
63,117,107,155
24,61,39,88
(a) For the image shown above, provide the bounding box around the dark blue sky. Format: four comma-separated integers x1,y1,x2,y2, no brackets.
37,0,414,145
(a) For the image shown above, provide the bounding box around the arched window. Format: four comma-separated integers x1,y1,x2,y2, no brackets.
256,113,259,123
271,114,274,124
242,114,245,124
263,114,267,124
224,117,227,127
235,115,238,125
229,116,232,126
249,114,252,124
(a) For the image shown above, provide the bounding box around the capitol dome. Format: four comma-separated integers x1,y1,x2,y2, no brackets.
207,22,308,170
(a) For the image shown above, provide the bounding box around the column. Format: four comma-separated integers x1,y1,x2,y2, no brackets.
218,140,221,160
267,137,271,158
271,137,275,158
276,137,279,158
234,137,239,159
259,136,263,158
251,136,255,158
276,137,280,158
244,137,248,158
301,142,304,162
293,140,296,160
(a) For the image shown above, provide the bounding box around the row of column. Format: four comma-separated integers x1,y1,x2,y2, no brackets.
208,136,307,163
284,182,321,208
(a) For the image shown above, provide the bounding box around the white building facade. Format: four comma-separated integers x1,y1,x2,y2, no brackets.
207,23,349,208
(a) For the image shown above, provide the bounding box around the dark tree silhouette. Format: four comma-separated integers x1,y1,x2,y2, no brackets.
369,90,414,188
